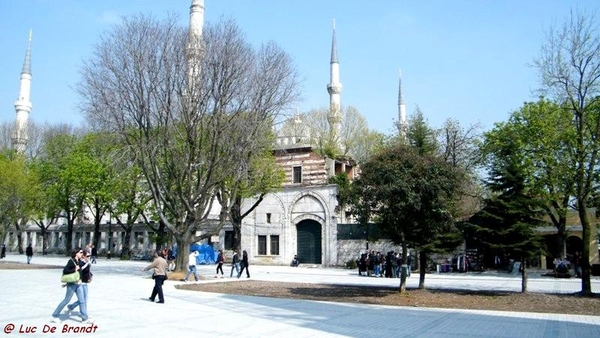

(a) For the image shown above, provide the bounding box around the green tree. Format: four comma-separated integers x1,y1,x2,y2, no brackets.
39,134,88,254
404,107,438,155
406,109,467,279
534,9,600,294
350,144,463,292
29,158,61,255
0,151,39,252
110,158,152,259
26,124,79,255
483,99,575,260
466,139,546,292
75,133,118,253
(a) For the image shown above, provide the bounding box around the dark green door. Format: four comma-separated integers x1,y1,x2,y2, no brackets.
296,220,322,264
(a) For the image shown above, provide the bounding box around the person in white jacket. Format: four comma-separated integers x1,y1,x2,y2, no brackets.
184,251,199,282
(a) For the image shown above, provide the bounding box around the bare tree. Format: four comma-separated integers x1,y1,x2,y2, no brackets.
339,106,370,157
28,122,77,160
294,105,380,162
78,15,299,271
303,108,331,153
0,121,14,151
439,118,484,218
534,9,600,295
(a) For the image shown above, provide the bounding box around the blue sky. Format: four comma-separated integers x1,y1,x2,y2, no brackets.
1,1,598,135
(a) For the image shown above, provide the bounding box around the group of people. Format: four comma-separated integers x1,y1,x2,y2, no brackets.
357,250,413,278
230,250,250,278
50,246,94,323
184,248,250,280
554,251,583,278
149,248,250,304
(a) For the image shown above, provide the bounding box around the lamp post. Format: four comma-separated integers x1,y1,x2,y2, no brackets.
107,214,112,259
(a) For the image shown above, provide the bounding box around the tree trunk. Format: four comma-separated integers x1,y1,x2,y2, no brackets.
577,201,592,295
557,215,567,259
121,227,132,259
41,228,48,255
231,206,242,252
15,221,23,254
154,221,169,251
418,251,427,289
66,219,74,255
398,244,408,293
173,230,192,273
521,256,528,293
93,218,101,254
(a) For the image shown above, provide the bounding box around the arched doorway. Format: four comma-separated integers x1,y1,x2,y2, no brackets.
296,220,322,264
566,236,583,257
543,234,563,269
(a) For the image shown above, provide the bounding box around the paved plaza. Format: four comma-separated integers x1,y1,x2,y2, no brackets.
0,253,599,337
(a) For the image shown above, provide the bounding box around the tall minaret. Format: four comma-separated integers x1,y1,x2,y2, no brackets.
397,69,408,136
187,0,204,86
12,30,33,154
189,0,204,40
327,20,342,148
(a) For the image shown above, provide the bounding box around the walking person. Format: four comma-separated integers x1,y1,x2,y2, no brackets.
216,249,224,277
167,245,177,272
574,251,582,278
90,244,97,264
184,251,199,282
1,244,5,259
142,250,168,304
84,243,92,256
50,248,92,323
238,250,250,278
230,251,240,278
67,251,93,318
26,243,33,264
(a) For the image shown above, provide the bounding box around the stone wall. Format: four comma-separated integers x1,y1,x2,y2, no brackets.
337,239,401,267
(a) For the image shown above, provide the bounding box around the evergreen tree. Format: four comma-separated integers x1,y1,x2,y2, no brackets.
466,140,545,292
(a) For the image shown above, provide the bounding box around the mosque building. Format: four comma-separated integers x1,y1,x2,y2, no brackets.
7,0,595,271
5,0,407,266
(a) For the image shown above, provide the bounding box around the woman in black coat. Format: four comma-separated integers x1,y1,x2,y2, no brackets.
237,250,250,278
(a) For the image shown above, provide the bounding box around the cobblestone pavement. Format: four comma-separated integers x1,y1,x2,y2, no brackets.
1,254,599,337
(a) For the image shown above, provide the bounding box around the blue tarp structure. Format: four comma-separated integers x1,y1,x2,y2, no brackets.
189,243,217,264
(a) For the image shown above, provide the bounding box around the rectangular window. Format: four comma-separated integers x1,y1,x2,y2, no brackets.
266,213,271,223
225,231,235,250
270,235,279,255
293,166,302,183
258,235,267,255
135,232,144,249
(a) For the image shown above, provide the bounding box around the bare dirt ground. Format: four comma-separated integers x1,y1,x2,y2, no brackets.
3,261,598,316
169,272,600,316
0,261,62,269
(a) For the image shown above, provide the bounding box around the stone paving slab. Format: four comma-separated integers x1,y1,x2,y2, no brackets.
0,254,599,338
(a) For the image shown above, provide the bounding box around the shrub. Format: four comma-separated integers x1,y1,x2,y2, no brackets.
346,259,357,269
